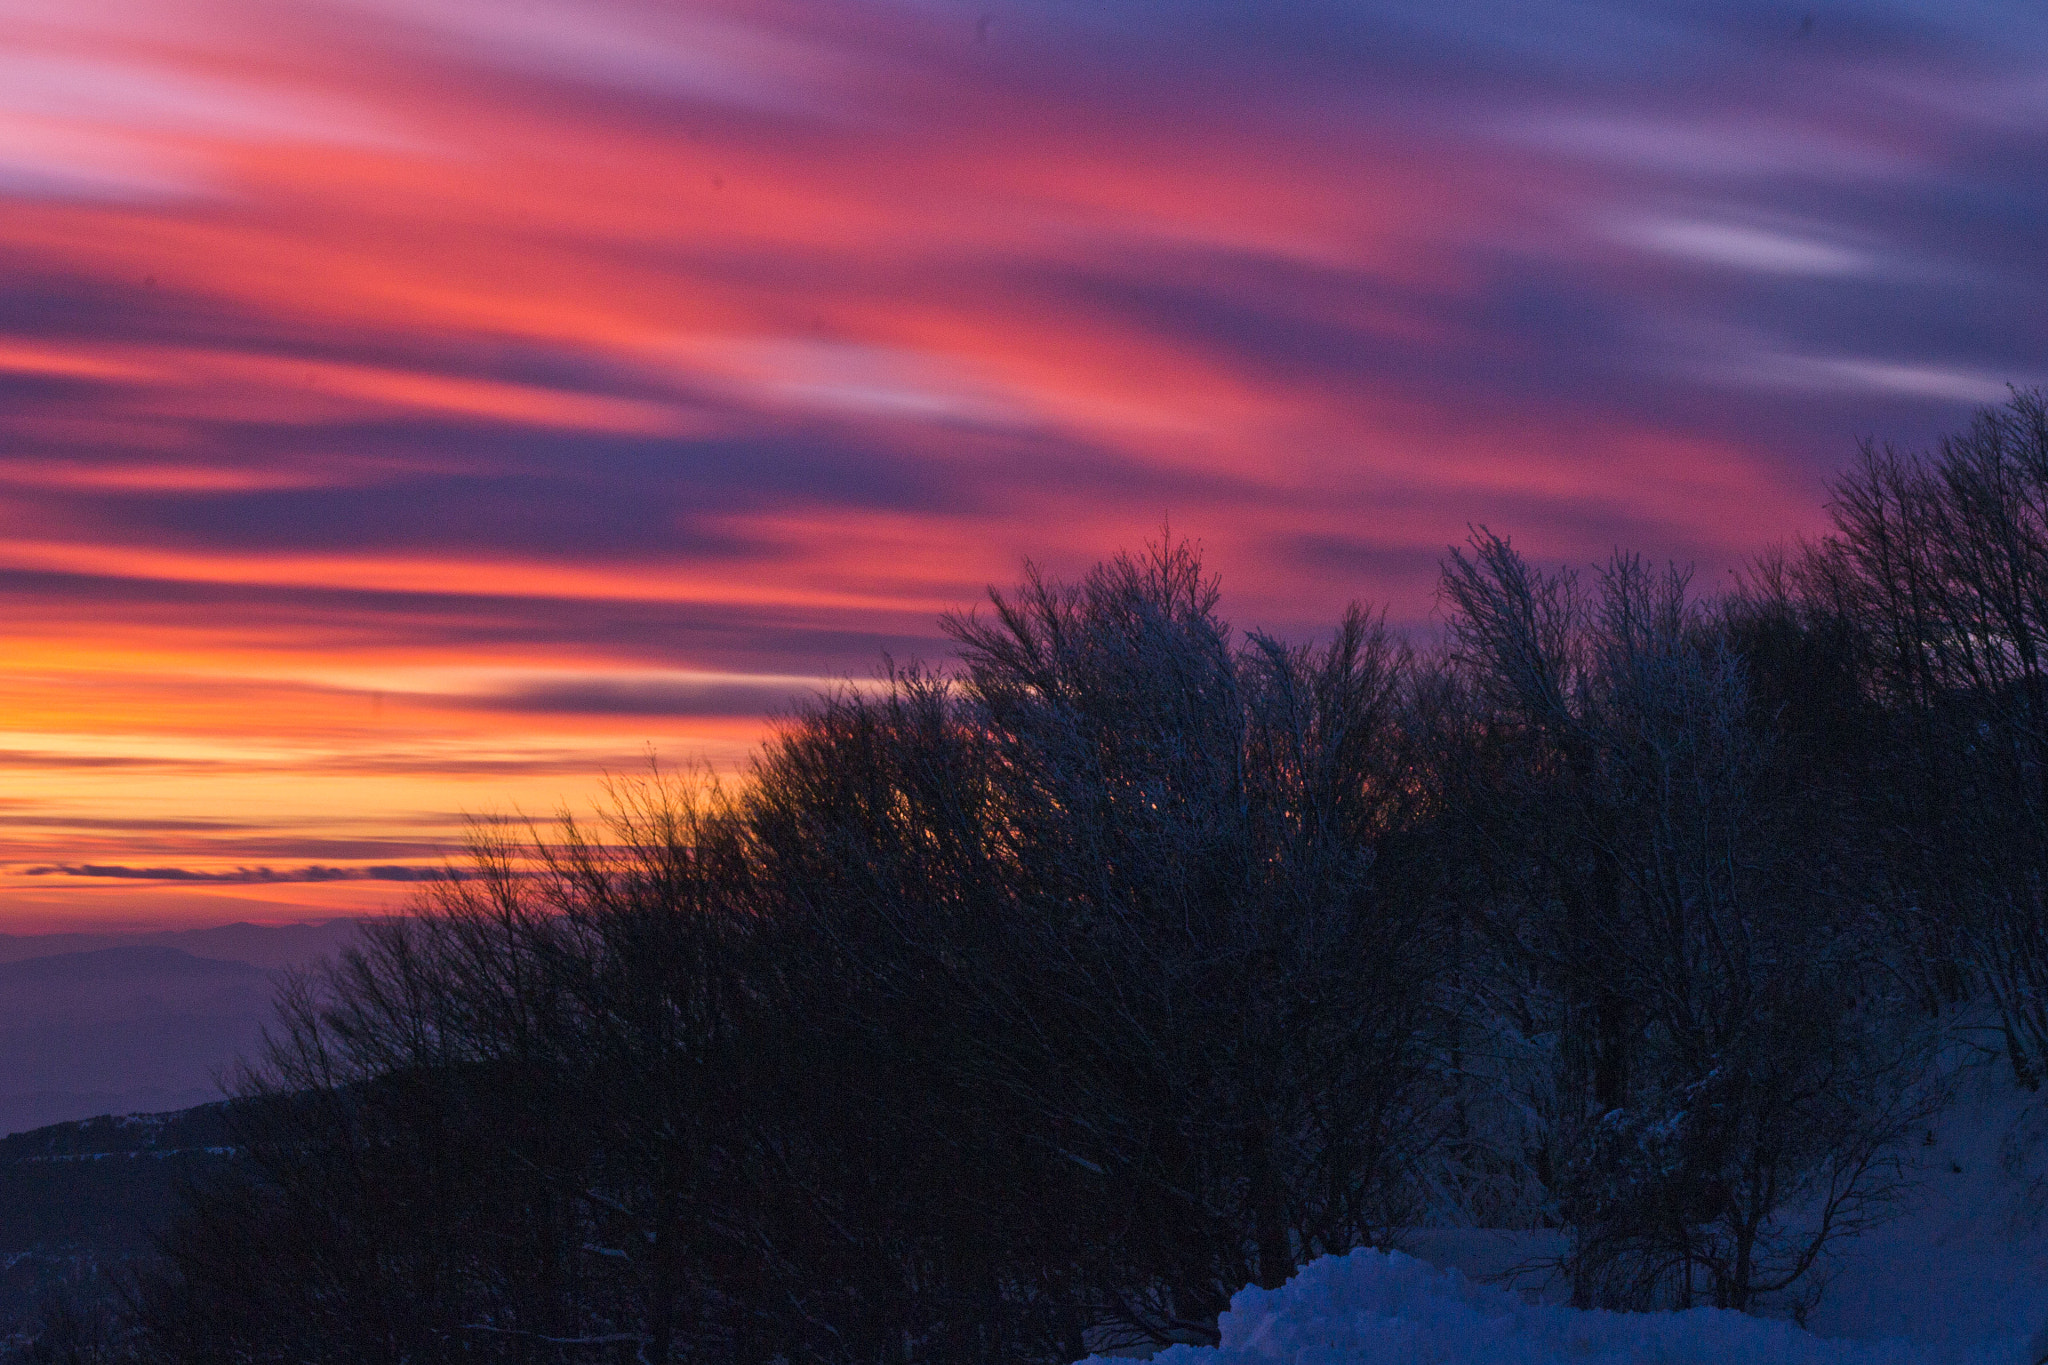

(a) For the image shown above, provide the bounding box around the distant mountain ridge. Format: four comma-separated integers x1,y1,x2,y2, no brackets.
0,920,372,1138
0,918,372,968
0,945,270,986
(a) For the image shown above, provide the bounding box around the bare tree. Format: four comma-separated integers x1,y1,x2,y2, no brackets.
1437,532,1938,1311
749,539,1446,1352
1797,391,2048,1081
135,775,782,1364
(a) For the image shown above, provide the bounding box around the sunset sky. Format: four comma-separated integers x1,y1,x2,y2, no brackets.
1,0,2043,928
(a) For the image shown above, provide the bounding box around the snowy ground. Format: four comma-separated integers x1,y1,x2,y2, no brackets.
1082,1250,1936,1365
1804,1060,2048,1360
1082,1058,2048,1364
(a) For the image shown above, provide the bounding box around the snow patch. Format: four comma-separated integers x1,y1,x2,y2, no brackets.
1076,1248,2033,1365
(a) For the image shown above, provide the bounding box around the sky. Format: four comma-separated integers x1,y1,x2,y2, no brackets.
0,0,2043,929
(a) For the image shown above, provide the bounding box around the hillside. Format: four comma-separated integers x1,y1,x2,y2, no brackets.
0,1105,239,1344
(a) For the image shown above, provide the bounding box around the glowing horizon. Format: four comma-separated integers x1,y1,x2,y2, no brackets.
3,0,2043,929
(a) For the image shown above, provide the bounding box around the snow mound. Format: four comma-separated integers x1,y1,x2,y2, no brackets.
1079,1249,2029,1365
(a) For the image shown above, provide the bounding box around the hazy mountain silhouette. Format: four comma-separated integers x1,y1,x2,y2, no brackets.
0,922,370,1137
0,917,369,968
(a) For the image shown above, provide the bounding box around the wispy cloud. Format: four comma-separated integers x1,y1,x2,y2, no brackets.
1612,218,1880,278
24,863,459,882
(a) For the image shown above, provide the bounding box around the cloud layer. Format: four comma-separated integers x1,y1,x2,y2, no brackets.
1,0,2043,925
